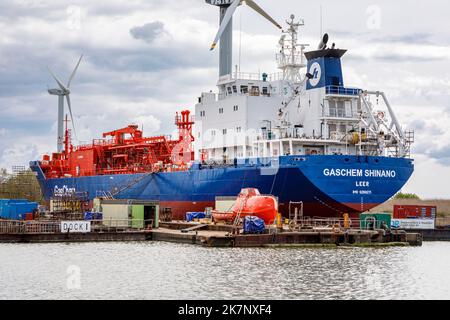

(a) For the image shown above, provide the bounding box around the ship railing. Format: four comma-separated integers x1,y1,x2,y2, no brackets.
325,86,361,96
0,219,154,234
231,71,284,82
293,217,389,230
293,217,450,229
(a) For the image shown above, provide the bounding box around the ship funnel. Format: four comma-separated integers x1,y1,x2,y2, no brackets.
317,33,329,50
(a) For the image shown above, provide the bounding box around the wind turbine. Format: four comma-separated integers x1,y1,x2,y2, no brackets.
47,55,83,153
206,0,282,77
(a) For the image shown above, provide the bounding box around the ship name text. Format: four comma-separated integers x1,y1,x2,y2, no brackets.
323,168,396,178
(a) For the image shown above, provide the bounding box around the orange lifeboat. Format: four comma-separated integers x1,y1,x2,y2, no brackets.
212,188,278,225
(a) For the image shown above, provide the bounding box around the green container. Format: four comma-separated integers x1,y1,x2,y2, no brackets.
360,213,391,230
132,205,144,229
131,204,159,228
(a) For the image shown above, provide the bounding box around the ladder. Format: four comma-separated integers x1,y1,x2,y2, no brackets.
96,190,114,200
232,197,246,228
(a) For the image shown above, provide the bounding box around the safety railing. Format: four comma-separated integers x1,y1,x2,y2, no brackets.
325,86,361,96
0,219,154,234
291,217,389,230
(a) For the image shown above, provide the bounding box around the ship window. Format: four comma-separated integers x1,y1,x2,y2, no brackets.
233,105,238,111
241,85,248,94
232,85,237,93
223,129,227,135
250,86,260,96
227,87,232,95
337,101,345,117
219,108,223,114
328,100,337,117
328,124,337,135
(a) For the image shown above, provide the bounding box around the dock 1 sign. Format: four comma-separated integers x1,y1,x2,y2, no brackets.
61,221,91,233
391,219,435,230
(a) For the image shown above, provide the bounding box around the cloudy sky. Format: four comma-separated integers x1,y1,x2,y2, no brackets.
0,0,449,198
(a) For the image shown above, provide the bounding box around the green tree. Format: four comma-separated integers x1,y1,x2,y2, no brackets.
394,192,420,200
0,168,43,202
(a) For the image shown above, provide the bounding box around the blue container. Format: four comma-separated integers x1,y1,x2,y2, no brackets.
0,200,38,220
186,212,206,222
243,216,265,234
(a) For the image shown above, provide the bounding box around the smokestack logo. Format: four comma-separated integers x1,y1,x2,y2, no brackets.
308,62,321,87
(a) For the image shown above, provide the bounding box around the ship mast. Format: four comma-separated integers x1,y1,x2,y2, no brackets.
275,15,310,138
277,14,307,83
63,114,72,155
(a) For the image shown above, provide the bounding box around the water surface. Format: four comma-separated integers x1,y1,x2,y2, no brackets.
1,241,449,300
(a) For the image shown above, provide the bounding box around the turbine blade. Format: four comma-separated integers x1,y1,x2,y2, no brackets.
47,67,68,92
66,94,77,140
245,0,282,29
210,0,241,51
67,55,83,88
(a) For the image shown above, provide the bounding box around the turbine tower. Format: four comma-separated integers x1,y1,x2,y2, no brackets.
206,0,281,77
47,55,83,153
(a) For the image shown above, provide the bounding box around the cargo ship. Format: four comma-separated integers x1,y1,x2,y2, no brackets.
30,1,414,219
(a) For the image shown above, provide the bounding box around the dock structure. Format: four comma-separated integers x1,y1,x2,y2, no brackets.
0,218,423,246
0,219,152,243
151,221,422,247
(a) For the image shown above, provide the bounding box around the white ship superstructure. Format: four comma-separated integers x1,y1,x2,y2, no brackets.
195,6,412,163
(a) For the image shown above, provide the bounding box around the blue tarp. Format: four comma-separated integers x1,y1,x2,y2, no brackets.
84,212,103,220
186,212,206,222
243,216,265,234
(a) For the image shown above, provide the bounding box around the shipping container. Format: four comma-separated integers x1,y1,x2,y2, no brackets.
0,200,38,220
393,205,437,219
101,204,130,227
360,213,391,230
99,199,159,228
132,205,144,229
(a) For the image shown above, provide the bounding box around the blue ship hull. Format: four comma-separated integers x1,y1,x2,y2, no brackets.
30,155,414,219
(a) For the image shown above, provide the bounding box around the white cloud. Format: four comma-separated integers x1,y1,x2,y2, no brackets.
132,115,161,135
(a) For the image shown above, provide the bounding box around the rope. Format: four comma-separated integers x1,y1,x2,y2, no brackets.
314,196,345,215
269,164,278,194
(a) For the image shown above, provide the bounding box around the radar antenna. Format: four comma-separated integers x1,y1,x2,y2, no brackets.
276,14,308,83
